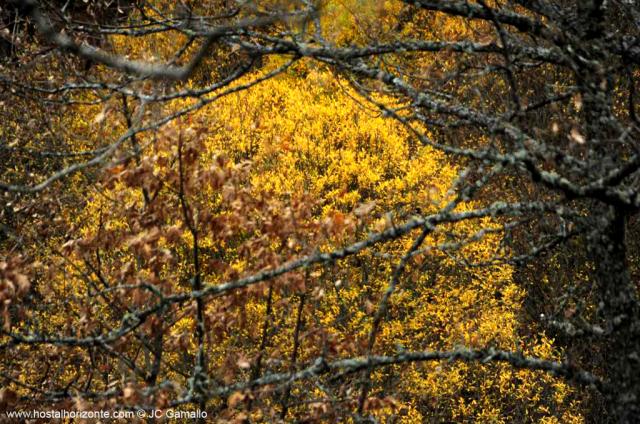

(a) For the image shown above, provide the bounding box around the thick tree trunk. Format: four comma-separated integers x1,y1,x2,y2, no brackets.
590,207,640,422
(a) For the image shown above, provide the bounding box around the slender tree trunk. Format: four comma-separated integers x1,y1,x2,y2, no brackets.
590,207,640,422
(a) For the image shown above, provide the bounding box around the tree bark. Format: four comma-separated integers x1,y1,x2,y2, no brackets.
590,206,640,422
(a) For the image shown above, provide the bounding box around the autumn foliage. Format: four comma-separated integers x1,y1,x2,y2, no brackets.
2,0,640,422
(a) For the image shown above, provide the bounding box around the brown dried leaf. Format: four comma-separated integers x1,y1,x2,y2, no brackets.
569,127,586,144
228,391,245,408
354,201,376,218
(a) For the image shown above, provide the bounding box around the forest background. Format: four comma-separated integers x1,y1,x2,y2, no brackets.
1,0,640,422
